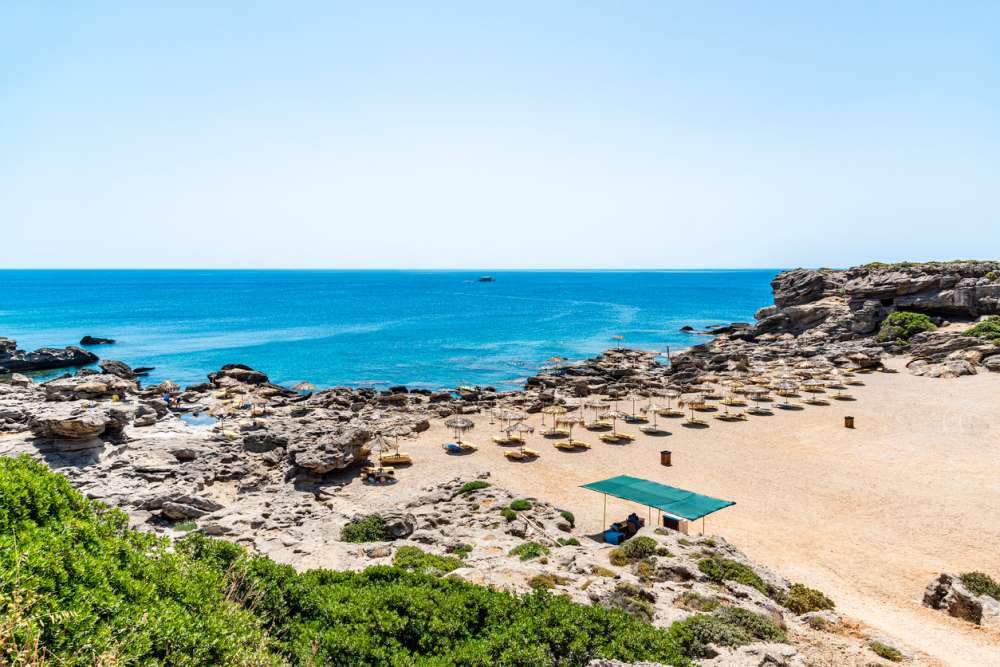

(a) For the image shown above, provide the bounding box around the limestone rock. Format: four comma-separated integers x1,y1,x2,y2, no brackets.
99,359,136,379
923,572,1000,627
0,339,98,373
80,335,116,345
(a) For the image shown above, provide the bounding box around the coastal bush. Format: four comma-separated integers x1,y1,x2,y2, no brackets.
560,510,576,527
175,520,198,532
529,573,571,590
592,565,616,578
458,480,490,494
621,536,658,560
509,541,550,561
558,537,581,546
784,583,835,614
875,311,936,343
964,316,1000,342
392,546,462,575
500,507,517,521
871,641,904,662
697,556,768,595
986,270,999,281
960,572,1000,600
452,543,473,559
609,548,629,566
609,583,656,622
674,591,719,612
0,456,697,666
340,515,388,542
666,606,785,658
510,499,533,511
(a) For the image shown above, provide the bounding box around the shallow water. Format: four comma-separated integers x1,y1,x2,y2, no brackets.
1,270,776,390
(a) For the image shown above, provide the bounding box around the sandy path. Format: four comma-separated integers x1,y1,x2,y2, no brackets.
366,360,1000,666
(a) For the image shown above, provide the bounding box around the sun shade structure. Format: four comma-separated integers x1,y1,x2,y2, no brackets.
581,475,734,522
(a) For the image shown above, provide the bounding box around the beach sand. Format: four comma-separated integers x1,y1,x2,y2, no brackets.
357,357,1000,666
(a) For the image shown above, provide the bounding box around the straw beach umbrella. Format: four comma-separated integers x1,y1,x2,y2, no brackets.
444,416,475,440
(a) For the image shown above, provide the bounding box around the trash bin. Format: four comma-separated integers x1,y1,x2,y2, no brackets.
844,416,855,429
660,450,672,466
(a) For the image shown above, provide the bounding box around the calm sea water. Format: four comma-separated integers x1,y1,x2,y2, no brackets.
0,270,776,390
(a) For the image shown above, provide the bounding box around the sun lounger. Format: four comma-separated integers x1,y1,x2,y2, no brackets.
380,452,413,465
492,435,524,445
599,432,634,443
713,412,747,422
639,425,667,435
504,448,540,460
456,440,478,451
542,427,570,437
585,419,612,430
555,439,591,451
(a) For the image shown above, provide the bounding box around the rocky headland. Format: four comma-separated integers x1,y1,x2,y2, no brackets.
3,260,1000,665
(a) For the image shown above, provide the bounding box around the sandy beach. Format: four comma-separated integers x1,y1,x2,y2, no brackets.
349,357,1000,666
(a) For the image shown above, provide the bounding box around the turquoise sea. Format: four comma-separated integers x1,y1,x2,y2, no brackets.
0,270,776,390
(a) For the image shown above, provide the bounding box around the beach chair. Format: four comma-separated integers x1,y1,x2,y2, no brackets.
362,465,395,484
380,452,413,465
456,440,478,451
504,448,540,460
639,424,667,435
713,411,747,422
541,427,570,438
492,434,524,445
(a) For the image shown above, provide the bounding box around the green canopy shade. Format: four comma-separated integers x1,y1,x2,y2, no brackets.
581,475,734,521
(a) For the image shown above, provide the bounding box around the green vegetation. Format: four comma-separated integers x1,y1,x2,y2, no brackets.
174,520,198,532
609,548,629,566
458,480,491,494
0,456,697,666
876,311,937,343
609,583,656,622
697,556,768,595
986,271,999,281
529,573,571,590
500,507,517,522
509,499,533,511
509,541,550,561
451,543,473,559
784,583,835,614
560,510,576,527
666,606,785,658
557,537,581,547
656,547,672,557
964,316,1000,342
591,565,616,578
960,572,1000,600
871,641,904,662
674,591,720,612
621,536,658,560
392,546,462,575
339,515,388,542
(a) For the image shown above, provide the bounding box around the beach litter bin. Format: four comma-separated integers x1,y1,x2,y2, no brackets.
660,450,672,466
844,416,855,429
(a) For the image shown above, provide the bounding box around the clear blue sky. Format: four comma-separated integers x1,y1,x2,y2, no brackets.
3,2,998,268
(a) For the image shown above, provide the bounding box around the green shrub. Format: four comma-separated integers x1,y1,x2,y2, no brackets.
986,270,998,281
960,572,1000,600
458,480,491,494
784,583,835,614
558,537,581,547
871,641,904,662
500,507,517,521
560,510,576,527
393,546,462,575
621,536,658,560
452,543,473,559
667,607,785,658
0,456,697,666
509,541,550,561
965,316,1000,342
592,565,616,578
509,499,533,511
609,548,629,566
656,547,672,557
340,515,388,542
174,520,198,532
675,591,719,612
697,556,768,595
609,583,656,622
876,311,936,343
529,573,571,590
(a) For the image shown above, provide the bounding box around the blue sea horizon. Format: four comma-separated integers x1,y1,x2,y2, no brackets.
1,269,778,391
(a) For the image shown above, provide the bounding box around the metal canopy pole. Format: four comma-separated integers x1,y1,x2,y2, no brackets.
603,494,607,531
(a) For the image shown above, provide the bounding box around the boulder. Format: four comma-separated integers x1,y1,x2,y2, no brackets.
80,336,115,345
381,512,416,539
0,340,98,373
99,359,136,379
923,573,1000,627
10,373,31,387
289,425,371,474
161,495,225,520
29,405,111,440
133,403,158,427
208,364,269,386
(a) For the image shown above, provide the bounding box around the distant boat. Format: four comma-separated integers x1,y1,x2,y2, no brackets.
477,275,495,282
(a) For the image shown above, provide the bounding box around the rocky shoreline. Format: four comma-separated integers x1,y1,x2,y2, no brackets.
3,260,1000,665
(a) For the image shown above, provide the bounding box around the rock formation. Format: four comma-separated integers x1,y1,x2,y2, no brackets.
0,337,98,373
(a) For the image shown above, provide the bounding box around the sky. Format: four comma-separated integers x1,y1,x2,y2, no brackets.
2,1,998,269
